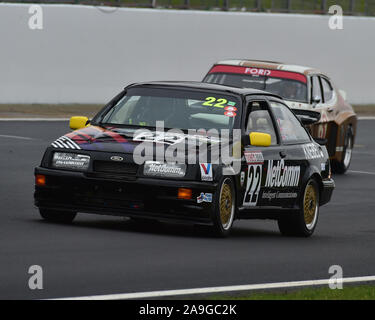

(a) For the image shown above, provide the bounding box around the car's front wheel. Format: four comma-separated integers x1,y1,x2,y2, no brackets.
278,178,320,237
332,126,353,174
211,177,235,237
39,209,77,223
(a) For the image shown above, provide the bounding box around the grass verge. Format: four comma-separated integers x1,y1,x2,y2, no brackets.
0,104,103,118
208,285,375,300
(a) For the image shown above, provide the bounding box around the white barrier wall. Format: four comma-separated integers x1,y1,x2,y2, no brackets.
0,3,374,104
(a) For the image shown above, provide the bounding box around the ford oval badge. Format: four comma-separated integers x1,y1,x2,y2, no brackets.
110,156,123,162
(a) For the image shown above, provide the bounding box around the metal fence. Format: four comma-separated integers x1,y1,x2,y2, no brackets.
2,0,375,16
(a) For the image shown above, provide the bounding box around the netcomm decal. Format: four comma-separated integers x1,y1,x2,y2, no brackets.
265,160,300,188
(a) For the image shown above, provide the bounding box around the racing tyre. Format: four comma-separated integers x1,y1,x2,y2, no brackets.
332,126,353,174
39,209,77,223
211,177,235,237
278,179,319,237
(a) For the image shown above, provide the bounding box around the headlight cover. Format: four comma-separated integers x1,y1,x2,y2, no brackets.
52,152,90,171
143,161,186,178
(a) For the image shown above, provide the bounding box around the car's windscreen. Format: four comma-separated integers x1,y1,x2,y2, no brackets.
205,72,308,103
100,88,241,131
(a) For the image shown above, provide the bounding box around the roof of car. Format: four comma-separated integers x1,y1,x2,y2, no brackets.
126,81,282,99
214,59,322,76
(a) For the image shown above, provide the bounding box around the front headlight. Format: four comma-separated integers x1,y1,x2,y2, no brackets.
52,152,90,171
143,161,186,178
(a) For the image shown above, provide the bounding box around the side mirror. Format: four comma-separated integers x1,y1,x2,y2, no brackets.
70,116,89,130
312,95,321,106
245,132,271,147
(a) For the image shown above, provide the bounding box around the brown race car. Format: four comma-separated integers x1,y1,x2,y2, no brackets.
203,59,357,173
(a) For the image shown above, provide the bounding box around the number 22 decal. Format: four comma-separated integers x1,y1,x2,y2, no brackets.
202,97,228,108
243,165,262,206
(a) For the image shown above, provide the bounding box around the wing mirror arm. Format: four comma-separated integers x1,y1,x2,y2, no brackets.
241,134,251,147
311,95,321,107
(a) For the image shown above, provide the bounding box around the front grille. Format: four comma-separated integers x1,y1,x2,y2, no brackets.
92,161,138,180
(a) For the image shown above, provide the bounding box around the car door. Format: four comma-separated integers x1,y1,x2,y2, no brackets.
310,75,323,108
311,75,336,140
240,98,285,209
265,100,313,208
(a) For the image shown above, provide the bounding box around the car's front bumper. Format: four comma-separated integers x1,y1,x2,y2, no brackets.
34,167,217,225
320,178,335,206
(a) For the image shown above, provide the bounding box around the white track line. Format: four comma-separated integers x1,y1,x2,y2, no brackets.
358,116,375,120
0,134,36,140
348,170,375,176
53,275,375,300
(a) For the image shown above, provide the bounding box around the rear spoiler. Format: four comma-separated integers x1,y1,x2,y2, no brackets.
292,109,321,126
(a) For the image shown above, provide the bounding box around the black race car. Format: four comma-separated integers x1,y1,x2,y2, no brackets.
34,82,334,237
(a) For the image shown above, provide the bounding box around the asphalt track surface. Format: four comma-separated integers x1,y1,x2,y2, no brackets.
0,120,374,300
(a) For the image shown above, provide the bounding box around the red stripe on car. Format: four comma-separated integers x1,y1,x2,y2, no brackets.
104,130,128,143
209,65,307,83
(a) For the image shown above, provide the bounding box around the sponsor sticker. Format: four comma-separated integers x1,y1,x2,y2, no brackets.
197,192,213,203
277,192,298,199
244,67,272,76
227,101,236,106
303,143,324,160
144,161,186,177
321,163,326,171
262,191,298,200
265,160,300,188
244,151,264,164
134,131,185,145
262,191,276,200
200,163,213,181
224,111,236,118
208,65,307,83
224,106,237,112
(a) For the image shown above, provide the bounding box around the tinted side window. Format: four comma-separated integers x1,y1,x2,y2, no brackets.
246,101,277,145
270,102,310,144
321,77,334,103
311,76,322,103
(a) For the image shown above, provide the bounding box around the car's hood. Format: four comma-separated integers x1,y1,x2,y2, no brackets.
51,125,226,155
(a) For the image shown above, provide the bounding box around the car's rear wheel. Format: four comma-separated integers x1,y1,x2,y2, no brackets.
332,126,353,174
278,178,319,237
39,209,77,223
211,177,235,237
